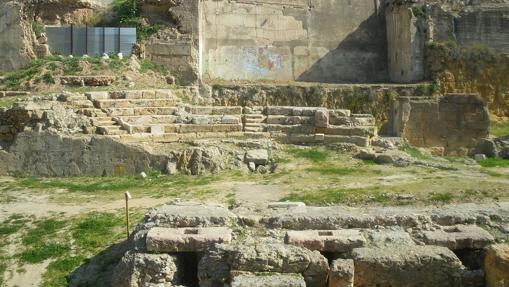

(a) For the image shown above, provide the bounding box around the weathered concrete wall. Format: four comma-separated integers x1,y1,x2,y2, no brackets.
201,0,388,83
391,94,490,155
385,4,426,83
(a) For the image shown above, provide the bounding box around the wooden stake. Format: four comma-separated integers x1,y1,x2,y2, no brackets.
125,192,132,239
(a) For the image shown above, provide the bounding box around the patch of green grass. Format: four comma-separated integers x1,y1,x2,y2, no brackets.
62,57,82,74
20,242,70,263
42,72,55,84
282,187,388,205
41,255,86,287
400,143,431,160
287,148,329,163
306,165,380,176
72,212,124,253
32,22,45,38
490,122,509,137
139,58,166,74
22,219,67,245
430,192,454,203
477,158,509,168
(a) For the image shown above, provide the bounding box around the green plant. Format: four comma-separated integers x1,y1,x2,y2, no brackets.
62,57,82,74
430,192,454,203
400,143,431,160
287,148,329,163
477,158,509,168
139,58,166,74
42,72,55,84
32,22,45,38
490,122,509,137
112,0,162,41
411,5,425,18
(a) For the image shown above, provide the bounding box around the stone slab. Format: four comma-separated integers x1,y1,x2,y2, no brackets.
268,202,306,209
485,244,509,287
285,229,366,252
422,225,495,250
329,259,354,287
146,227,232,252
230,273,306,287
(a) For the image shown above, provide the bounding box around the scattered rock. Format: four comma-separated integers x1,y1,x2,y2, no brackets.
245,149,269,165
475,154,487,161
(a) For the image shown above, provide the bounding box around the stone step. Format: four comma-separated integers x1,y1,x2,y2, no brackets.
245,127,263,132
95,120,116,126
286,229,366,252
95,99,177,109
108,107,178,116
69,100,94,108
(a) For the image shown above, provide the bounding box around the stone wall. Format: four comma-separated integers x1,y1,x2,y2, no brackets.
200,0,388,83
391,94,490,155
385,3,426,83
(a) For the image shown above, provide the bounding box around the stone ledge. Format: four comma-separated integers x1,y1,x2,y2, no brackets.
285,229,366,252
146,227,232,252
422,225,495,250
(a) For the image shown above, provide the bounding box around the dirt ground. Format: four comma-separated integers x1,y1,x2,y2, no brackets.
0,146,508,286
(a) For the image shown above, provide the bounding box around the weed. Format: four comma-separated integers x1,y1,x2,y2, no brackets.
32,22,45,38
477,158,509,168
306,166,373,176
287,148,329,163
282,187,387,205
400,143,431,160
62,57,82,74
490,122,509,137
20,242,70,263
140,59,166,74
42,72,55,85
73,212,124,253
430,192,454,203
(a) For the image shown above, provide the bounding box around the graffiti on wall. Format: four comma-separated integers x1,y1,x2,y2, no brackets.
242,47,284,75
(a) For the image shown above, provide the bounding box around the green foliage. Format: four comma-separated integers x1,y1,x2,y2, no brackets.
72,213,124,253
477,158,509,168
308,85,326,106
42,72,55,84
20,242,70,263
411,5,425,18
112,0,162,41
282,187,389,205
490,122,509,137
32,22,45,38
62,57,82,74
400,143,431,160
3,59,46,88
42,255,86,287
139,58,166,74
430,192,454,203
287,148,329,163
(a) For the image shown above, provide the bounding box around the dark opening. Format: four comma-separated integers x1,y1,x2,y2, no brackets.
178,252,200,287
318,231,333,237
320,251,338,265
184,229,199,235
454,249,485,270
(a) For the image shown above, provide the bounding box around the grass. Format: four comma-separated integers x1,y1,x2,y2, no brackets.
19,218,69,263
287,148,329,163
400,143,431,160
282,187,390,205
490,122,509,137
430,192,455,203
477,158,509,168
139,58,166,74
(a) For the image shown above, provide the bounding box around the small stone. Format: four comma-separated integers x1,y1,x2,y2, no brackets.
127,82,135,88
102,53,109,60
256,165,268,174
248,161,256,172
139,172,147,179
166,75,176,85
117,52,123,59
314,109,329,128
165,162,177,175
245,149,269,165
474,154,487,161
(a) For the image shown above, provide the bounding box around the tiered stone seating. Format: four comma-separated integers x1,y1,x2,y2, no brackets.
81,89,377,146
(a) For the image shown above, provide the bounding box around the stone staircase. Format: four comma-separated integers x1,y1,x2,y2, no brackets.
77,89,377,146
243,114,265,132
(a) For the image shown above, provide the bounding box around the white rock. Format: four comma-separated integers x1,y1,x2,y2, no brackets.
117,52,123,59
139,172,147,179
474,154,487,161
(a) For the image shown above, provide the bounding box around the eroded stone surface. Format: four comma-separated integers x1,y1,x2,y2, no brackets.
422,225,495,250
352,245,464,287
230,272,306,287
285,229,366,252
146,227,232,252
485,244,509,287
329,259,354,287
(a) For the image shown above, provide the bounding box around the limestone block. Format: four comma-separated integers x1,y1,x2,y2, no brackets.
192,116,210,125
267,106,294,115
268,202,306,209
329,259,354,287
221,115,241,124
422,225,495,250
150,125,165,135
146,227,232,252
230,272,306,287
324,135,369,147
85,91,109,101
352,245,464,287
285,229,366,252
485,244,509,287
245,149,269,165
314,109,329,128
125,90,143,99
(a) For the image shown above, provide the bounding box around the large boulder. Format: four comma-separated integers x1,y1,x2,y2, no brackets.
198,241,329,287
485,244,509,287
351,245,465,287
